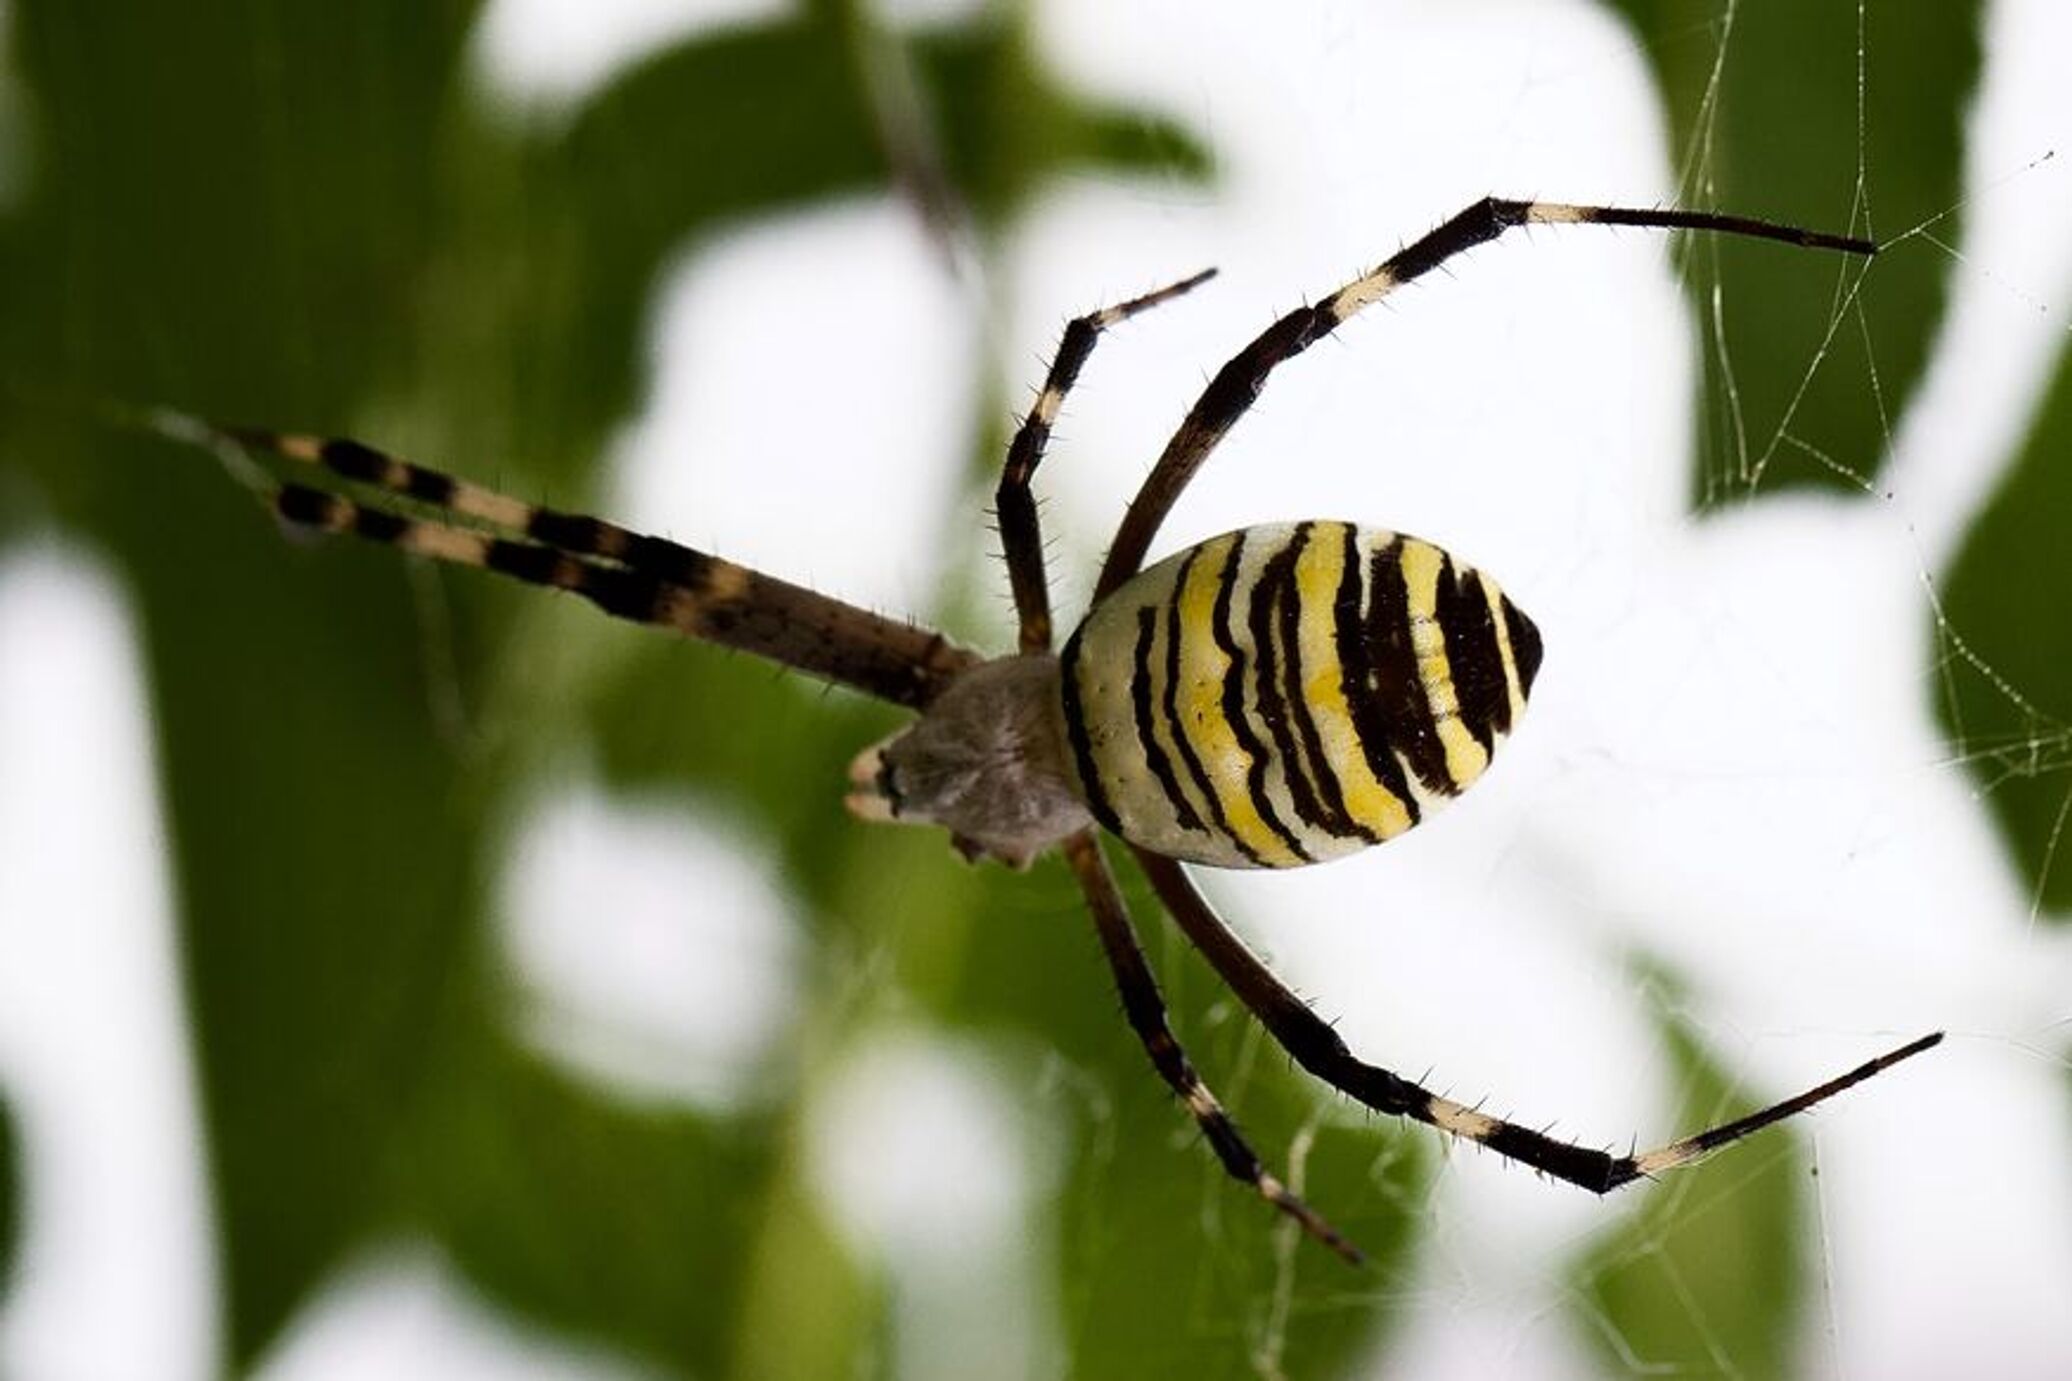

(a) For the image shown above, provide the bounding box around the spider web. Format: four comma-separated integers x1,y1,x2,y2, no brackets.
3,2,2072,1380
999,2,2072,1377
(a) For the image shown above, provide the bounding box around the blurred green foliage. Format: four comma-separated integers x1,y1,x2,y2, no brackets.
1575,969,1805,1381
0,0,1411,1372
0,0,2039,1377
0,1100,15,1291
1940,348,2072,915
1605,0,1980,503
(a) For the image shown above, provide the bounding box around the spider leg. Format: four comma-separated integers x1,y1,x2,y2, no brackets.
269,481,769,642
264,478,977,708
1132,848,1940,1192
134,409,981,708
177,414,773,588
1094,198,1878,598
999,270,1216,653
1061,831,1364,1265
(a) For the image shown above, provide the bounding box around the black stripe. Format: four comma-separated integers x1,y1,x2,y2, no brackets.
311,438,718,596
1132,607,1204,833
503,550,677,627
454,529,690,630
1190,307,1327,435
319,438,387,484
1058,627,1125,836
352,507,408,544
577,567,670,624
1042,319,1097,416
1501,594,1544,698
402,465,455,506
1364,540,1455,795
1436,557,1510,752
1380,199,1522,286
485,538,566,586
1276,525,1379,844
524,509,722,593
1211,533,1312,862
1473,1113,1619,1192
528,508,612,555
1162,547,1257,864
275,484,342,529
1331,527,1421,825
1246,528,1339,839
624,532,716,589
316,437,453,507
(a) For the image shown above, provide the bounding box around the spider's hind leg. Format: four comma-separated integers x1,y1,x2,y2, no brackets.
1132,848,1941,1193
1063,831,1365,1265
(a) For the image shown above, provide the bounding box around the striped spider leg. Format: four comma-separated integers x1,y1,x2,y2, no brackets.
1093,198,1889,599
1000,200,1936,1235
156,269,1368,1263
147,412,983,709
987,269,1371,1257
1137,852,1941,1191
155,196,1943,1267
995,266,1217,655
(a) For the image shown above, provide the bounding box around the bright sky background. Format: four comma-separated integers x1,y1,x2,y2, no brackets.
5,1,2072,1377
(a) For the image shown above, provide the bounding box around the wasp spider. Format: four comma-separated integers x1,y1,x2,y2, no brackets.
156,197,1941,1263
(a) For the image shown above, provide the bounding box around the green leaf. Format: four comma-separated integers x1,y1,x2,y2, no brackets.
0,0,1212,1368
2,1,488,1353
0,1097,17,1292
1936,338,2072,919
1572,977,1805,1380
1053,1084,1424,1381
416,1035,801,1376
1602,0,1981,503
953,856,1427,1379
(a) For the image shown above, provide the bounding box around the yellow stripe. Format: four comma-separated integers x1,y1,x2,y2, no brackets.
1481,571,1527,727
396,523,493,566
1171,535,1303,866
450,483,536,532
1292,525,1414,840
1143,576,1220,835
1398,538,1490,791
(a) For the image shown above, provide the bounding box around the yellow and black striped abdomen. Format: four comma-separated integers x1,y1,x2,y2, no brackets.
1058,521,1542,869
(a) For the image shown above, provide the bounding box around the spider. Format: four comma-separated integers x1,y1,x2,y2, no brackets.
151,196,1942,1264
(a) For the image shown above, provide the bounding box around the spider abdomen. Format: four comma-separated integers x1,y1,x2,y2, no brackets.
1059,521,1542,869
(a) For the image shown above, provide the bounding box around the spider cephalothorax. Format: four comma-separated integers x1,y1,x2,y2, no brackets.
166,194,1939,1264
845,653,1089,868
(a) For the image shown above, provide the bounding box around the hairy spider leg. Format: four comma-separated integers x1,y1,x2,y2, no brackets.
1043,197,1924,1216
1135,848,1942,1191
1096,198,1878,600
1064,831,1363,1264
997,268,1216,653
143,410,981,709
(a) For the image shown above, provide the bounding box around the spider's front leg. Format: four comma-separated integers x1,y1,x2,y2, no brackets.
996,269,1215,653
134,408,984,709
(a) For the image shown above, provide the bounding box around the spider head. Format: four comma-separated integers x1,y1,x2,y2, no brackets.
844,654,1092,869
